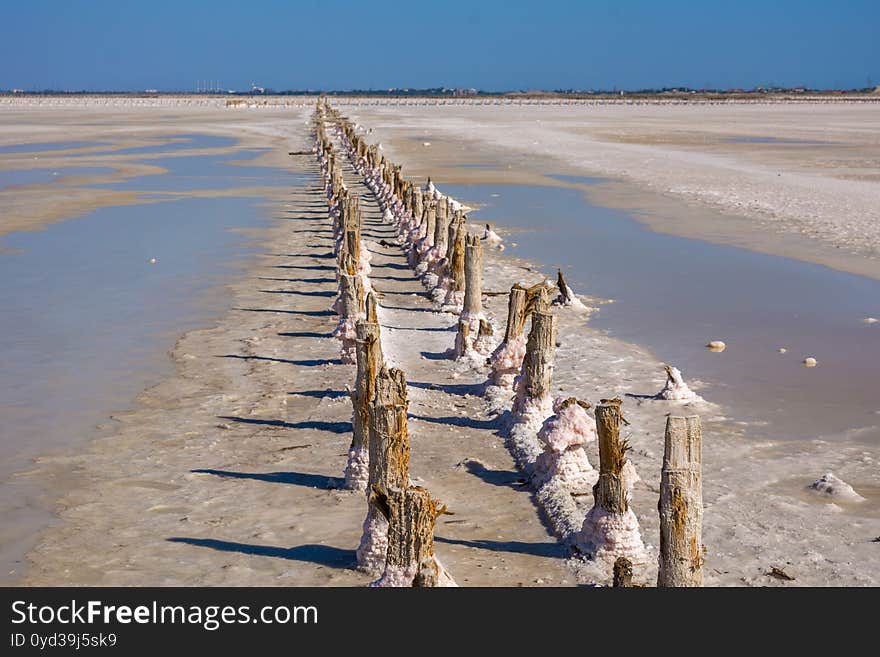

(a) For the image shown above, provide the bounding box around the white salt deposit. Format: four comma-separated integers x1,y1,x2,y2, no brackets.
808,472,865,502
654,365,700,401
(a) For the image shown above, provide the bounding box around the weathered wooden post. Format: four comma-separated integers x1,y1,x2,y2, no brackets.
344,293,383,490
658,415,704,587
462,233,483,321
552,268,587,309
612,557,634,587
511,305,557,427
578,398,647,565
555,269,573,306
332,254,364,364
453,233,490,358
421,195,451,288
356,367,411,574
487,284,528,388
440,216,467,310
415,200,436,266
370,484,455,587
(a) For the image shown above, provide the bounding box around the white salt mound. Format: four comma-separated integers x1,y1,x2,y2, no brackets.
706,340,726,352
802,357,818,367
655,365,700,401
808,473,865,502
482,225,503,246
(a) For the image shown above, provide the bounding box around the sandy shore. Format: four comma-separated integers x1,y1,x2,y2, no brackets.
6,99,879,586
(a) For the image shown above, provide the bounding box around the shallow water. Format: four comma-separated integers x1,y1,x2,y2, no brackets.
444,182,880,445
0,166,114,191
0,137,303,581
724,136,834,146
71,133,236,157
90,150,302,191
0,140,107,154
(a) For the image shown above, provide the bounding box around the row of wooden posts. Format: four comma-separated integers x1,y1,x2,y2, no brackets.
313,99,704,587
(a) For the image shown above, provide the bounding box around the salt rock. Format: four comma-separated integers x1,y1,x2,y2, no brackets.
808,472,865,502
482,224,502,246
864,317,878,325
533,399,598,493
778,347,787,354
802,357,817,367
706,340,726,352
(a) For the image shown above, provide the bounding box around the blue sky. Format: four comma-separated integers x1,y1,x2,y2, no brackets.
1,0,877,91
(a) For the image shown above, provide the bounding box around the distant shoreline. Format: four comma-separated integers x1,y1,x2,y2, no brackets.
1,92,879,105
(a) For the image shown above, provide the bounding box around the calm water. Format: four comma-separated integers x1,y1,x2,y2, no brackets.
444,182,880,444
0,136,306,581
0,167,113,191
90,150,302,191
71,133,236,157
724,136,835,146
0,140,107,154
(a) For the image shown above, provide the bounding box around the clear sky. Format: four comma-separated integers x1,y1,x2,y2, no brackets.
1,0,877,91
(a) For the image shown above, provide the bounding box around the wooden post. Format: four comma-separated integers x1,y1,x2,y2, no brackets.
555,269,573,305
594,398,629,514
432,197,449,256
333,267,363,364
578,397,647,565
612,557,633,588
511,308,557,423
487,284,529,388
371,484,449,586
368,367,410,491
344,293,383,491
462,233,483,319
357,367,411,572
422,201,436,249
365,289,378,324
520,311,556,403
504,284,528,343
441,218,467,308
658,415,704,587
445,210,462,264
412,187,424,228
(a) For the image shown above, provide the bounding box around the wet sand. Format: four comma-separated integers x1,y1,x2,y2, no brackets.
4,99,879,586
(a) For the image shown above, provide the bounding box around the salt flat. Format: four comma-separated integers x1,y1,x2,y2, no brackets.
2,98,878,586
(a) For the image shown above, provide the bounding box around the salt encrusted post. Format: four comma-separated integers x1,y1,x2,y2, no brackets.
654,365,699,401
332,255,363,364
488,284,528,387
552,268,586,310
453,233,491,358
344,294,383,491
370,485,455,587
462,233,483,320
658,415,704,587
555,269,573,305
413,201,436,272
578,398,647,564
356,367,411,574
441,217,467,311
511,307,557,427
421,196,450,288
